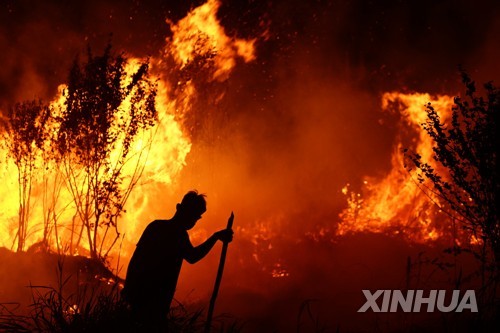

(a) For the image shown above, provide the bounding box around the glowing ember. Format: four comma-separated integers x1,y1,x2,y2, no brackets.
338,92,455,243
64,304,79,319
271,263,290,278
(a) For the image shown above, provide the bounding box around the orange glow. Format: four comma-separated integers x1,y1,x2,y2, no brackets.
0,72,190,256
0,0,255,260
166,0,256,81
338,92,455,242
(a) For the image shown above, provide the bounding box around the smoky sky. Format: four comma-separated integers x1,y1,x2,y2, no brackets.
1,0,498,108
1,0,498,215
1,2,498,327
1,0,498,225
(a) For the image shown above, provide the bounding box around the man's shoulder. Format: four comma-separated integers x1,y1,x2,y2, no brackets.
140,220,168,237
147,219,170,228
138,220,176,246
147,219,185,233
149,219,168,225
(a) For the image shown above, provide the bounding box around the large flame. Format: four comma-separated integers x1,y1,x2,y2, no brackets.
0,0,255,261
338,92,456,242
167,0,255,81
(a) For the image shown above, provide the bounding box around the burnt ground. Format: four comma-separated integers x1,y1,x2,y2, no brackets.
185,233,499,332
0,233,499,332
0,247,120,314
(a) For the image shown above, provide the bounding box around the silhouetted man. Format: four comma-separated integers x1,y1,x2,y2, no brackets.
122,190,233,329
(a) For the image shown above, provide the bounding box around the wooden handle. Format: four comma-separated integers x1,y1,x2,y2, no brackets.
205,211,234,333
227,211,234,229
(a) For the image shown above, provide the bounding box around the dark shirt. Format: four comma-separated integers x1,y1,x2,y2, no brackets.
123,219,192,311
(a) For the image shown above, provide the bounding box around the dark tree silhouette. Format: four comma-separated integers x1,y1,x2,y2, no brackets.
57,44,158,260
1,100,50,252
405,71,499,269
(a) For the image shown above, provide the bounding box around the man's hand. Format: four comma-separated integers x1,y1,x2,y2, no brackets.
214,229,233,243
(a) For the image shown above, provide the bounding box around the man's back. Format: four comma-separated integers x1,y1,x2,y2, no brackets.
123,219,191,311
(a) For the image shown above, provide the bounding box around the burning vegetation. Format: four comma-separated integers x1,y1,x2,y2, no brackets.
0,0,499,331
338,92,456,242
0,0,255,261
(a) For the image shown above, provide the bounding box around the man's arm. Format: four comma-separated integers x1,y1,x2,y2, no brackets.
184,229,233,264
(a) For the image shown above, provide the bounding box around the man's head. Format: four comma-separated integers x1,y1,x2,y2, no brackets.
175,190,207,230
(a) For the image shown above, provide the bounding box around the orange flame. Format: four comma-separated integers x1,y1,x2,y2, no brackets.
338,92,455,242
166,0,255,81
0,0,256,261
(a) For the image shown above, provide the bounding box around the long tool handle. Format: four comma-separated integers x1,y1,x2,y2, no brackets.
205,212,234,333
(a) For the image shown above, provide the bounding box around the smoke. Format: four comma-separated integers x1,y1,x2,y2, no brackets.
0,0,199,107
169,0,500,237
2,0,498,105
162,0,499,328
1,0,498,330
